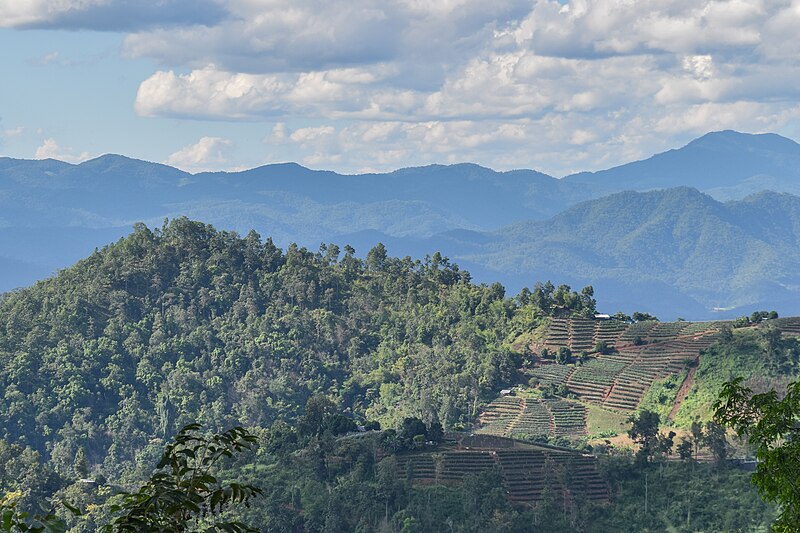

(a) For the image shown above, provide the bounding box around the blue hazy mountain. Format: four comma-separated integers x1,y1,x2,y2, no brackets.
439,188,800,319
565,130,800,199
2,130,800,319
0,156,595,290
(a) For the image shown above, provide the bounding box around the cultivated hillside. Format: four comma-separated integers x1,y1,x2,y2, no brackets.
477,314,799,442
0,221,783,531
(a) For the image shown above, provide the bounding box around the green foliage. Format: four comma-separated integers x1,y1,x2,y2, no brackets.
715,377,800,532
592,458,774,532
627,410,675,463
0,218,518,479
594,340,612,355
733,311,780,329
0,219,792,532
632,312,659,322
0,495,67,533
638,373,684,421
517,281,597,318
104,424,262,532
672,328,800,427
556,346,572,365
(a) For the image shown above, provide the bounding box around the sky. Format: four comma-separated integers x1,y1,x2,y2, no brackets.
1,0,799,176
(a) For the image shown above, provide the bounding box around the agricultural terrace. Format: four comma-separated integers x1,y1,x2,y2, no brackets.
396,435,608,504
774,316,800,336
537,318,726,412
542,317,628,353
478,396,588,438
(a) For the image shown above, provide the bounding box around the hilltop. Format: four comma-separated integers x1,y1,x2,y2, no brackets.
565,130,800,199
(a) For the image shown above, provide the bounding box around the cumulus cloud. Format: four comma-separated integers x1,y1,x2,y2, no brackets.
165,136,234,172
34,138,91,163
0,0,227,30
9,0,800,174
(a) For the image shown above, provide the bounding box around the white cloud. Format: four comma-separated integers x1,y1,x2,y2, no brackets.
165,136,233,172
0,0,226,30
0,0,106,28
2,126,24,138
34,138,91,163
8,0,800,175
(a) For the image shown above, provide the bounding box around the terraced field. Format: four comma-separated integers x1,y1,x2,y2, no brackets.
478,397,588,438
508,399,552,438
775,317,800,336
542,317,630,353
528,363,575,387
397,436,609,504
477,395,524,436
535,318,725,412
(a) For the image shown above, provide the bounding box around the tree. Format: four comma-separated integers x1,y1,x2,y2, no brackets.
677,439,693,461
703,421,728,462
105,424,262,532
366,243,388,271
399,418,427,449
632,312,659,323
556,347,572,365
73,447,89,479
594,340,612,355
714,377,800,531
1,425,262,532
627,410,661,463
298,394,337,438
0,493,67,533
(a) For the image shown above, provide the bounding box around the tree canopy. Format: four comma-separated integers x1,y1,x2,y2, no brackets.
715,377,800,532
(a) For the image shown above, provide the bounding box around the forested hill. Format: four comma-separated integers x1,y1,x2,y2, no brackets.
457,187,800,317
0,220,784,531
0,218,599,477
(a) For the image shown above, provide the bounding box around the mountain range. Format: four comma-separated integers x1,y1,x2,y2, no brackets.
2,129,800,319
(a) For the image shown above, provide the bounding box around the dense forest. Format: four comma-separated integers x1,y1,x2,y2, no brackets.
0,219,783,531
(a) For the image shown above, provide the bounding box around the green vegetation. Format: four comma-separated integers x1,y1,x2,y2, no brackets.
592,458,774,532
672,328,800,426
715,377,800,532
585,405,628,438
639,373,685,421
0,218,794,531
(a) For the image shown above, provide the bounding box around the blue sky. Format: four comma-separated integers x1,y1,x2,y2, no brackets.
1,0,799,176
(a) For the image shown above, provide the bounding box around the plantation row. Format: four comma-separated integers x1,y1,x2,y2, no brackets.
528,363,575,387
564,329,720,410
535,318,733,412
542,317,629,353
775,316,800,336
397,444,609,503
478,396,588,438
543,318,725,354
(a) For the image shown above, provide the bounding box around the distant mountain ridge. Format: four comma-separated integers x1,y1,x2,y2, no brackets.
565,130,800,198
2,130,800,318
452,188,800,318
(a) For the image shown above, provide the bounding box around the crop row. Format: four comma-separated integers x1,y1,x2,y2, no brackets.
399,448,609,504
544,318,630,352
509,400,552,438
569,359,627,385
529,364,575,386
